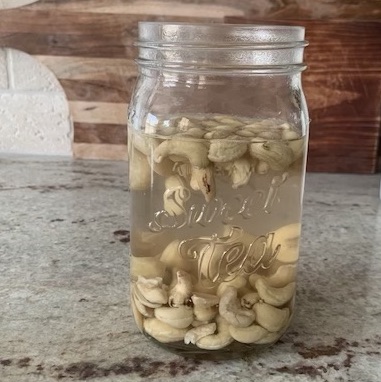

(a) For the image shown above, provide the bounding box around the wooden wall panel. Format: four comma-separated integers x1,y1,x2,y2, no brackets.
0,0,380,171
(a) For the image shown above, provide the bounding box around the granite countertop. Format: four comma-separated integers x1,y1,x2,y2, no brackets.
1,156,380,382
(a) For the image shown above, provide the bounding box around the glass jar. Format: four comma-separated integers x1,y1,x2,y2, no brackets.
128,22,309,360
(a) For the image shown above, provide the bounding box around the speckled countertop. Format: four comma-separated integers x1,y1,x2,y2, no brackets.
1,156,381,382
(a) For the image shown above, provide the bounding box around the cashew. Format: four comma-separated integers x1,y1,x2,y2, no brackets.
219,287,255,328
257,130,283,141
273,223,301,263
208,140,247,163
169,270,193,307
201,119,220,128
192,293,219,322
129,148,151,190
133,134,159,156
190,166,216,202
150,157,174,177
130,255,166,280
254,330,282,344
266,264,297,287
249,141,294,171
241,292,260,309
135,276,168,308
283,129,304,160
217,276,247,297
235,129,256,138
177,117,197,131
213,116,243,128
184,323,217,345
255,278,296,307
204,130,231,139
144,318,188,343
229,324,269,344
196,316,233,350
163,175,191,216
132,289,155,318
255,160,270,175
154,139,209,168
253,302,290,332
160,239,192,272
154,305,194,329
179,127,206,139
230,157,252,189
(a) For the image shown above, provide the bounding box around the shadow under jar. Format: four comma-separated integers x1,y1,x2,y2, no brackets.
128,22,309,360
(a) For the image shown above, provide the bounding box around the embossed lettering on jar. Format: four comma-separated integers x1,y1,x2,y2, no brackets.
128,22,309,360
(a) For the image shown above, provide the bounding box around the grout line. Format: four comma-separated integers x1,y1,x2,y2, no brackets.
5,48,15,90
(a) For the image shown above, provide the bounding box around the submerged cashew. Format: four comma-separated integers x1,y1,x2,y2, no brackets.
283,129,304,160
217,276,247,297
230,157,252,189
190,166,216,202
249,141,294,171
196,316,233,350
163,175,191,216
266,264,297,287
154,139,209,168
144,318,188,343
184,323,217,345
130,255,166,280
129,148,151,190
132,290,155,318
255,278,296,307
272,223,301,263
213,116,243,128
241,292,260,309
154,305,194,329
253,302,290,332
192,293,219,322
135,276,168,308
169,270,193,308
208,140,247,163
254,330,282,344
160,240,192,272
255,160,270,175
229,324,269,344
219,287,255,328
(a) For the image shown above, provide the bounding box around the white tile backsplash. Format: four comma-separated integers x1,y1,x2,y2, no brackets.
0,48,72,156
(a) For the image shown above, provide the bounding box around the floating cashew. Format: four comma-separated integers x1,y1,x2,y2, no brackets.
195,316,234,350
177,117,197,131
154,305,194,329
253,302,290,332
255,278,296,307
154,139,209,168
180,127,206,138
184,323,217,345
208,140,247,163
144,318,188,343
192,293,219,322
129,148,151,190
163,175,191,216
204,129,231,139
160,240,192,272
217,276,248,297
283,129,304,160
135,276,168,308
230,157,252,189
169,270,193,307
190,166,216,202
266,264,297,288
130,255,166,280
272,223,301,263
249,141,294,172
241,292,260,309
213,116,243,128
229,323,269,344
219,287,255,328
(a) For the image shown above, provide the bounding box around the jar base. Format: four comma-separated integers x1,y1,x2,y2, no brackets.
144,333,275,361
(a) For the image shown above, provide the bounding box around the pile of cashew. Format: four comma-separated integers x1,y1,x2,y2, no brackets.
129,114,305,201
130,223,300,350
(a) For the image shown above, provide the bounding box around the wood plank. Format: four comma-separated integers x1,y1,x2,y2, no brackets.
61,78,135,103
73,143,127,161
35,56,137,81
74,122,127,145
28,0,244,18
69,101,128,125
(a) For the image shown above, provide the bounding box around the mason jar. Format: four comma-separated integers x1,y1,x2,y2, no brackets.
128,22,309,359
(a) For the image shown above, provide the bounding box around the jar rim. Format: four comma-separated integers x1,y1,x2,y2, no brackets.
138,22,306,46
